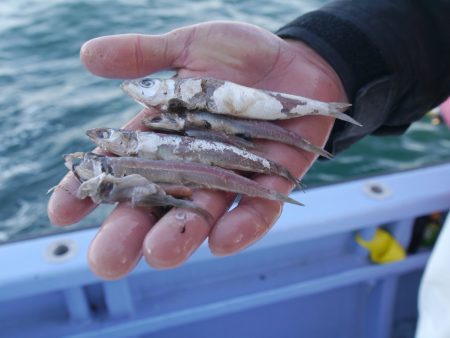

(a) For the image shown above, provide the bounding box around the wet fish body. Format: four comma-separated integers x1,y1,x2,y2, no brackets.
183,129,258,150
143,110,333,159
86,128,301,186
77,173,210,219
66,152,304,206
64,152,193,198
121,77,359,125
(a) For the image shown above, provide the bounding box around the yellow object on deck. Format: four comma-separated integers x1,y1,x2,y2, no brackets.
355,228,406,264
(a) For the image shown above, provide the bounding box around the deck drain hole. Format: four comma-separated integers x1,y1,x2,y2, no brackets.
53,244,69,256
370,185,383,194
363,182,392,200
44,239,77,263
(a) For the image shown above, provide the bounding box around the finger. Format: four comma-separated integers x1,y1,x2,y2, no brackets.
47,109,155,226
79,22,281,82
88,203,157,280
208,176,289,255
80,30,188,78
209,116,334,255
47,172,98,226
142,189,236,269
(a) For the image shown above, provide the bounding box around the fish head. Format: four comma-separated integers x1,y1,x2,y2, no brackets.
77,173,113,202
142,112,185,131
121,78,170,108
86,128,138,156
63,152,84,172
64,152,106,182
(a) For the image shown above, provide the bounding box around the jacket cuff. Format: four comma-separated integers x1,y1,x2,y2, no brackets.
276,10,389,104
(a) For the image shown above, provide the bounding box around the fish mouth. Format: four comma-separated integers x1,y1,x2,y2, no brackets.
121,80,143,100
63,152,84,171
86,128,111,141
85,128,118,154
121,80,154,110
120,80,136,97
86,128,137,156
120,80,132,94
85,128,97,141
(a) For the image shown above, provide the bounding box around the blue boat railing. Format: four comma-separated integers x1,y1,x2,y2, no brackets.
1,162,449,338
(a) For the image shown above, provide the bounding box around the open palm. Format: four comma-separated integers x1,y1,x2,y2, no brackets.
48,21,346,279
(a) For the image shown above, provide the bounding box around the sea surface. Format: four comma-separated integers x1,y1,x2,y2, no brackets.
1,0,450,242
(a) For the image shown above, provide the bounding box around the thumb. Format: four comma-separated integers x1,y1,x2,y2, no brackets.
80,31,188,79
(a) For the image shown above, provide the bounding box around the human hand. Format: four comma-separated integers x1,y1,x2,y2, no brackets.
47,21,347,279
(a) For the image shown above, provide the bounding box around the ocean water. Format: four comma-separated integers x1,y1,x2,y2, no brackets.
1,0,449,242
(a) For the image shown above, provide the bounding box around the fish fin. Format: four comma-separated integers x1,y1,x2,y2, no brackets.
328,102,362,126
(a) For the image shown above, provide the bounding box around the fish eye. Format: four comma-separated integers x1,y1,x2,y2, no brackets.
150,116,162,123
140,78,155,88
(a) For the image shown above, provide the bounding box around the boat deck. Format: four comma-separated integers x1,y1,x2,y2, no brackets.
1,162,449,338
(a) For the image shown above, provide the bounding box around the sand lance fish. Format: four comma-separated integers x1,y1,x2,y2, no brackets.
121,76,359,125
65,152,193,198
181,128,258,150
142,110,333,159
77,173,211,219
65,152,304,206
86,128,302,187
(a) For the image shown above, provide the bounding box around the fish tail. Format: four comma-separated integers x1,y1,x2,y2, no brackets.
134,193,213,221
301,143,334,160
276,166,305,191
284,196,305,207
297,180,307,191
328,102,362,126
278,193,304,206
168,198,213,221
286,171,305,191
316,147,334,160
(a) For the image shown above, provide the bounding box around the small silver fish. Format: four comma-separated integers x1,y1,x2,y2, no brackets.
183,129,258,150
77,173,211,219
66,152,304,206
142,110,333,159
121,76,359,125
64,152,194,198
86,128,302,187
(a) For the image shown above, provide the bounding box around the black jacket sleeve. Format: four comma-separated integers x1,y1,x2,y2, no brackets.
276,0,450,154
